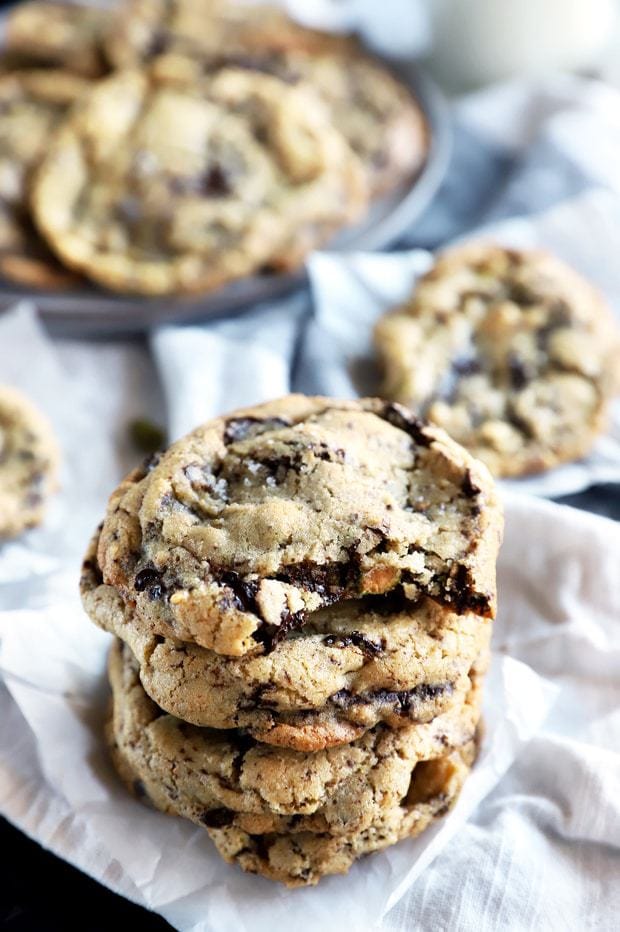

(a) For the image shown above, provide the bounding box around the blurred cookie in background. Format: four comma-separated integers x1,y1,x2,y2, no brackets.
0,386,60,539
105,0,353,70
31,64,366,295
0,69,89,289
375,244,620,477
4,0,112,78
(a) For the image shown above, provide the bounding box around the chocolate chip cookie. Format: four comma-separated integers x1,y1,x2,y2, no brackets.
0,386,60,539
375,244,620,477
0,70,89,289
94,396,502,657
83,530,490,750
107,637,480,885
5,1,111,77
32,65,365,295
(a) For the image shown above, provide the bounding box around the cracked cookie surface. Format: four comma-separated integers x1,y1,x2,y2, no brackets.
375,244,620,477
95,396,502,656
0,69,89,289
32,65,365,295
0,386,60,538
107,637,479,885
83,530,490,749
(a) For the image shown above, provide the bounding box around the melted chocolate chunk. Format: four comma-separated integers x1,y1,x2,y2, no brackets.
462,468,481,498
330,681,451,713
223,416,290,444
200,808,234,828
323,631,383,657
440,564,492,615
275,559,358,599
253,607,305,653
134,566,166,600
379,402,432,447
217,570,260,615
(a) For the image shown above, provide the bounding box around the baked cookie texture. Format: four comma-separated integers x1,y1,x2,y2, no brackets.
107,638,479,887
0,386,60,539
83,529,491,750
94,396,502,657
5,1,111,77
0,70,89,289
31,64,366,295
375,244,620,477
82,395,500,884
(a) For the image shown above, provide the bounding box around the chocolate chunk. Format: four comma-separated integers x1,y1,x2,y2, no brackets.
134,566,166,600
379,402,432,447
508,354,530,391
462,468,481,498
440,564,492,615
323,631,383,657
200,808,234,828
217,570,260,615
330,681,451,713
253,607,305,652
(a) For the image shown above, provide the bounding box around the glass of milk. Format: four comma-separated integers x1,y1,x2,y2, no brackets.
427,0,618,91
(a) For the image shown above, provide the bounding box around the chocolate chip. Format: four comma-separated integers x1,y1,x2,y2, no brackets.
217,570,260,614
331,681,451,713
452,356,481,377
200,808,234,828
323,631,383,657
134,567,166,600
440,564,492,614
508,354,530,391
379,402,432,447
462,468,481,498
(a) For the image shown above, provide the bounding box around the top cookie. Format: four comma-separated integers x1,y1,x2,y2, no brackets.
96,396,502,656
0,386,60,539
5,1,111,77
375,244,620,477
31,64,365,295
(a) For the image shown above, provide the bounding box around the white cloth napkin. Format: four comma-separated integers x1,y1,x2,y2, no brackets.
1,303,620,931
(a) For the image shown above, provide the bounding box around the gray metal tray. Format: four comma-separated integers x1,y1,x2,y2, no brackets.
0,63,451,335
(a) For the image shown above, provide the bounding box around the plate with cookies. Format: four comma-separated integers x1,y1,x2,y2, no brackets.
0,0,450,333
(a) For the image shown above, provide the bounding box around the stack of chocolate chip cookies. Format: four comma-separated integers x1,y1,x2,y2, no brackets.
81,396,503,886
